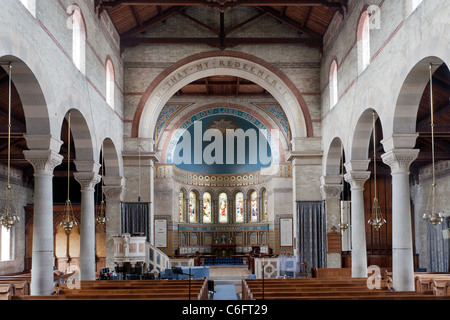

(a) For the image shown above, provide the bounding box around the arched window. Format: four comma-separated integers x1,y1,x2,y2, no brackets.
262,189,268,221
250,191,258,222
235,192,244,223
179,190,185,222
329,60,338,108
203,192,212,223
20,0,36,17
70,5,86,74
189,191,197,223
106,59,115,109
219,193,228,223
357,11,371,74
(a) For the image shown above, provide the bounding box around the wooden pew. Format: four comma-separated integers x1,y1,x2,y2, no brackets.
241,278,450,301
0,284,14,300
48,278,209,300
0,281,30,296
311,268,351,278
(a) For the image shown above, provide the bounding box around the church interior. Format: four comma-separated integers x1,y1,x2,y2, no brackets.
0,0,450,302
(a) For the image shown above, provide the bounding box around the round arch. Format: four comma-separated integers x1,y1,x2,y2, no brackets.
349,108,383,162
100,138,121,177
324,137,346,176
131,51,314,141
0,56,51,137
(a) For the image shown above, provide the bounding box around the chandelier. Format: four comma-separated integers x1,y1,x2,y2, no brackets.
422,63,445,228
60,112,77,234
96,143,109,225
0,63,20,230
368,111,386,230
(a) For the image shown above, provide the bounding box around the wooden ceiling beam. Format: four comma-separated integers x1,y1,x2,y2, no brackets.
225,11,267,35
254,6,322,39
176,9,220,35
121,5,187,38
100,0,343,7
121,36,322,47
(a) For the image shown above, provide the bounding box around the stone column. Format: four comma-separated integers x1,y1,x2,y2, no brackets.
24,148,63,295
74,163,101,281
286,137,323,256
102,177,125,270
344,161,370,278
382,146,419,291
320,175,343,268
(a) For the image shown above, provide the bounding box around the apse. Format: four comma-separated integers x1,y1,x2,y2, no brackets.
170,113,274,175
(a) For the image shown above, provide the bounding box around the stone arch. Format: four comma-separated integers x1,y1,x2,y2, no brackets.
392,56,448,137
0,56,51,138
349,108,383,162
100,138,121,177
324,137,346,176
131,51,314,141
61,108,95,165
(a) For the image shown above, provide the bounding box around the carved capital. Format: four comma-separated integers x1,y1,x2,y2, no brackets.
320,184,343,200
381,149,419,174
74,172,101,190
103,185,124,201
344,171,371,190
23,150,63,175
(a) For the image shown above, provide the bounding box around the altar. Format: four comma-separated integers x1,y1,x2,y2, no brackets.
211,244,236,257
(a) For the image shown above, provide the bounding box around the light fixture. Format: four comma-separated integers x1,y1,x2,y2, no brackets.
60,112,77,234
96,142,109,225
368,111,386,230
339,142,349,231
0,63,20,230
422,63,445,228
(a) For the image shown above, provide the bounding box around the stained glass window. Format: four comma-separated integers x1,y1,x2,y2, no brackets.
219,193,228,223
250,191,258,222
203,192,212,223
189,191,197,223
179,190,185,222
235,192,244,223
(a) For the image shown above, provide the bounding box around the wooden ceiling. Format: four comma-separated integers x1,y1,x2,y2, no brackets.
95,0,348,49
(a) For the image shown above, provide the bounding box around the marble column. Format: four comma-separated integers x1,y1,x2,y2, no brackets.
382,148,419,291
74,164,101,281
320,175,344,268
24,148,63,295
344,161,371,278
102,177,125,270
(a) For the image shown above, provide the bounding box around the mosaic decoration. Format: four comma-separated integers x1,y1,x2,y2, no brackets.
252,103,291,143
156,164,292,187
166,107,280,165
154,104,192,145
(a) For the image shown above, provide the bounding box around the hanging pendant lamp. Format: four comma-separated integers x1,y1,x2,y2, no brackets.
0,63,20,230
60,112,77,234
96,142,109,225
368,111,386,230
422,63,445,228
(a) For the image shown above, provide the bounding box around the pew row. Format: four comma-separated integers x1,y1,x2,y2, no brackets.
12,279,209,300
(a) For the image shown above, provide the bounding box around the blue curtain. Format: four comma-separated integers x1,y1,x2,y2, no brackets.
427,219,449,272
296,201,327,271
